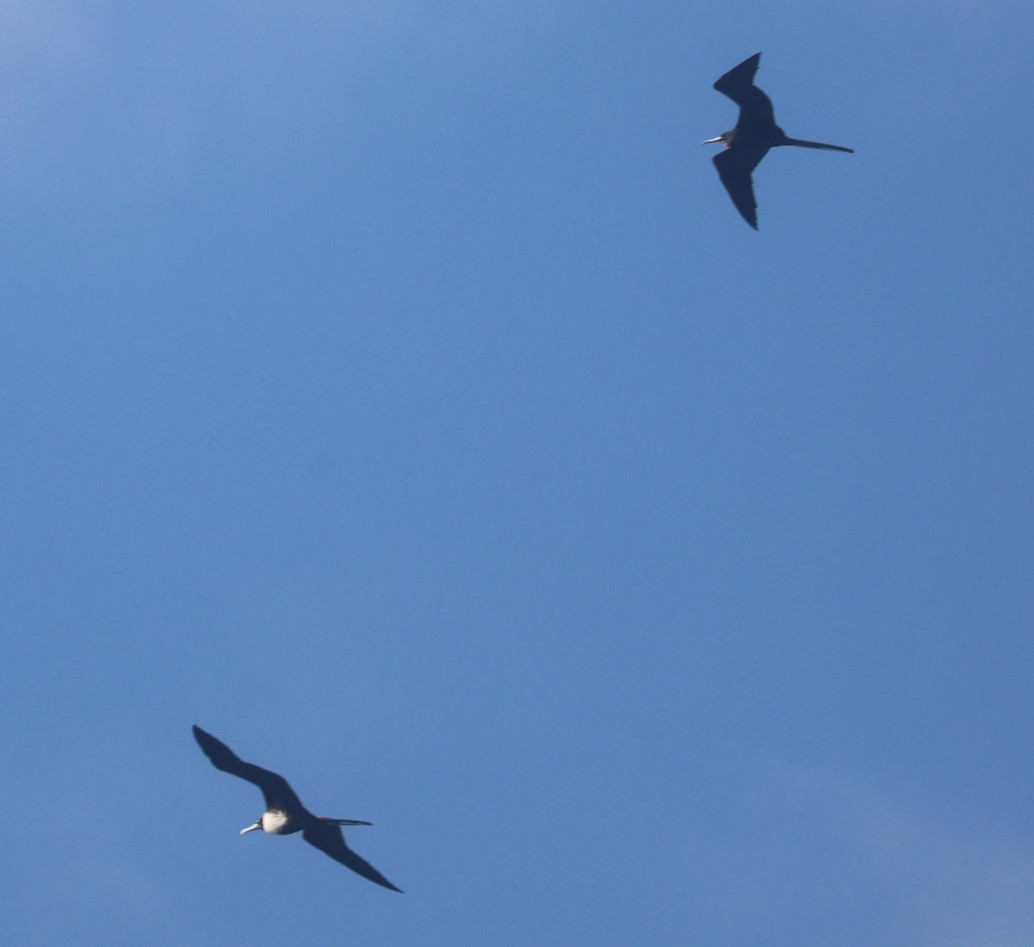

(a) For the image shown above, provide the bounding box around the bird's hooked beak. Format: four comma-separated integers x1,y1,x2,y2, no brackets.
702,135,726,146
240,820,263,835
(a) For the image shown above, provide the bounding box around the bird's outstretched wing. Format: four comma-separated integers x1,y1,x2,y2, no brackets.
713,53,761,104
192,725,305,814
713,52,776,127
713,147,767,229
303,822,403,892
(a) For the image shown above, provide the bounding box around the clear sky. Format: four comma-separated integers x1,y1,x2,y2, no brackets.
4,1,1034,944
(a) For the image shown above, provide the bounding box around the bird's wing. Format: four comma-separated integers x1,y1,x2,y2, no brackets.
192,725,305,813
713,148,766,229
303,822,403,892
713,53,777,128
713,53,761,104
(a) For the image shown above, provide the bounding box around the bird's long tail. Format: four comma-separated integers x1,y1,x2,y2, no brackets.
783,137,854,153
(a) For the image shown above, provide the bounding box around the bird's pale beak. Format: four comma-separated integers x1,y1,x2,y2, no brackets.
702,135,724,145
240,820,263,835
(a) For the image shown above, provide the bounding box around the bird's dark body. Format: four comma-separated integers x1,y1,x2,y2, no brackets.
705,53,853,229
193,725,402,892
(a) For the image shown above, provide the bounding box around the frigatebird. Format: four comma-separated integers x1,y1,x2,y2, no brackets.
192,725,402,892
704,53,854,229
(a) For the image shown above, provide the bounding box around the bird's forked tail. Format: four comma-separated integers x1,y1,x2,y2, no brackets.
782,136,854,153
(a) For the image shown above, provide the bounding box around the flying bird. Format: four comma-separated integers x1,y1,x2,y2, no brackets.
192,725,402,892
704,53,854,229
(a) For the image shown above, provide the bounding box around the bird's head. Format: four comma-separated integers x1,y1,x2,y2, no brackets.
703,131,733,147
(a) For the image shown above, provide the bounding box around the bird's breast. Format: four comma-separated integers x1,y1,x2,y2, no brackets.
262,810,293,834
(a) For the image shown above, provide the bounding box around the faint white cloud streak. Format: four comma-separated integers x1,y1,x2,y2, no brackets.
759,763,1034,947
0,1,566,198
0,1,100,180
0,0,97,76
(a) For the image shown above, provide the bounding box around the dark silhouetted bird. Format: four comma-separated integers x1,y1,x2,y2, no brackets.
704,53,854,229
192,725,402,892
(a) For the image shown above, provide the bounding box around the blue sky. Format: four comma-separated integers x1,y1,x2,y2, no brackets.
4,1,1034,943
